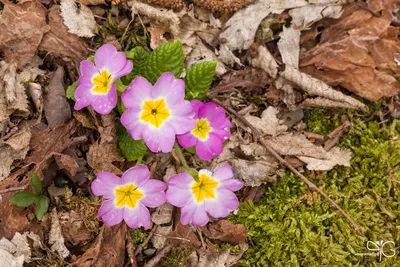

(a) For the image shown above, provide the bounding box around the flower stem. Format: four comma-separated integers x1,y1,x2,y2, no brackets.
174,142,199,182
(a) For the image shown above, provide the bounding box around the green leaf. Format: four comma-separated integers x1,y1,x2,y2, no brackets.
31,173,42,195
10,192,39,207
66,82,77,101
185,60,217,100
117,96,127,115
142,40,184,84
121,46,150,85
116,122,147,161
35,195,49,221
185,146,196,155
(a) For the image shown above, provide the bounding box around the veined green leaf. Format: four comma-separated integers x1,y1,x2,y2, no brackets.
185,60,217,101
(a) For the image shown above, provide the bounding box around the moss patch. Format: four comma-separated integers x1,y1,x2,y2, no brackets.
232,117,400,266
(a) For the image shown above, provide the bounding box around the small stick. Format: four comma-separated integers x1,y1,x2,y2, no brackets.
126,230,138,267
0,186,26,194
135,225,158,256
143,245,172,267
211,97,364,236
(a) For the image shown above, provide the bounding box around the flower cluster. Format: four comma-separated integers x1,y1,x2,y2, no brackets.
76,44,243,228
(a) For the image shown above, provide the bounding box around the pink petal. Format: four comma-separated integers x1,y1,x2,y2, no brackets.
177,132,197,148
204,189,239,218
213,164,234,181
74,96,91,111
142,124,175,153
91,172,122,198
166,115,196,135
195,133,224,160
90,85,118,115
123,202,151,228
180,201,197,225
80,60,97,77
170,100,195,117
191,204,209,226
98,199,124,226
220,179,243,191
198,102,230,129
166,186,193,208
113,60,133,80
190,100,204,116
212,128,231,141
141,191,166,208
74,83,94,105
122,77,152,109
120,107,146,140
121,166,150,187
167,172,194,189
94,44,131,76
152,72,185,105
140,180,167,208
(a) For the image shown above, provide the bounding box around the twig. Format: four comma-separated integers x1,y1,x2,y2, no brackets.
143,245,172,267
0,186,26,194
210,97,364,236
135,225,158,256
152,233,191,243
120,18,134,44
126,230,138,267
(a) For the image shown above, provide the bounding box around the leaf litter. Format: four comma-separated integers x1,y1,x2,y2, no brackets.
1,0,399,265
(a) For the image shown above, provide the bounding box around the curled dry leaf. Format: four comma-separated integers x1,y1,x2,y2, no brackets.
39,6,89,62
0,249,24,267
289,4,343,30
244,106,287,136
49,209,70,258
73,224,126,267
59,211,92,246
250,44,278,79
44,67,71,129
98,114,117,144
300,1,400,101
277,26,301,69
87,143,124,175
0,0,50,68
60,0,98,38
201,220,247,245
79,0,105,5
281,65,368,111
55,154,79,176
189,243,248,267
73,111,97,130
0,127,31,180
28,83,42,112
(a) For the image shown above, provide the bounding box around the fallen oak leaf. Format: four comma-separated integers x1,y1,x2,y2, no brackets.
87,143,124,175
49,209,70,258
60,0,98,38
201,220,247,245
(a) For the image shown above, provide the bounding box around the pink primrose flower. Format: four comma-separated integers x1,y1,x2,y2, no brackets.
91,166,166,228
177,100,231,160
120,72,196,153
165,164,243,226
74,44,133,114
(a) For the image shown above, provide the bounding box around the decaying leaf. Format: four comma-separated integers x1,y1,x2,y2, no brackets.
0,232,42,264
151,203,174,225
0,0,50,68
289,4,343,30
73,224,126,267
152,225,173,249
49,209,70,258
0,127,31,180
43,67,71,129
60,0,98,38
59,211,92,246
281,65,368,111
98,114,117,144
73,111,97,130
300,1,400,100
55,154,79,176
189,243,248,267
250,44,278,79
201,220,247,245
244,106,288,136
39,6,89,62
87,143,124,175
277,26,300,69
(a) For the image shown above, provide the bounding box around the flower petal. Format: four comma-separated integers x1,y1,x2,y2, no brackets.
213,164,234,181
123,202,151,228
166,179,194,207
98,199,124,226
120,107,146,140
121,166,150,187
177,132,197,148
166,115,196,135
196,133,223,160
190,100,204,116
180,201,197,225
94,44,130,76
91,172,122,198
152,72,185,105
167,172,194,189
90,85,118,115
191,204,209,226
113,60,133,81
122,77,152,109
198,102,230,129
140,180,167,208
142,124,175,153
80,60,97,77
204,189,239,218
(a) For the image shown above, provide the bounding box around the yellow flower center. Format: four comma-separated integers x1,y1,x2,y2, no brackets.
191,172,219,203
92,69,113,94
192,119,212,141
114,184,144,208
140,98,170,128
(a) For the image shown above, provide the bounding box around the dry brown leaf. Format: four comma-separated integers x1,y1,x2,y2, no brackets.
201,220,247,245
49,209,70,258
244,106,288,136
59,211,92,246
73,111,97,130
151,203,174,225
289,5,343,30
0,127,31,180
299,97,366,109
0,249,24,267
278,26,300,69
250,44,278,79
73,224,126,267
0,0,50,68
98,114,117,144
55,154,79,176
79,0,105,5
189,243,248,267
39,6,89,62
87,143,124,175
60,0,98,38
300,1,400,101
151,225,173,249
281,65,368,111
44,67,71,129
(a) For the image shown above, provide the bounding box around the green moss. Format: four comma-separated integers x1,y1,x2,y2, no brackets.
305,108,343,135
215,243,240,253
231,119,400,266
130,228,149,247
